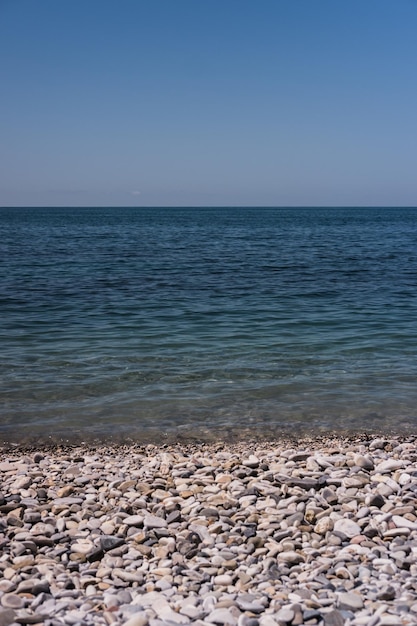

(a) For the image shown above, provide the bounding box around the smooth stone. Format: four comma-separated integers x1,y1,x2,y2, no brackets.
323,610,345,626
376,483,395,498
277,551,305,564
287,477,320,490
238,617,259,626
124,515,144,527
322,487,338,504
213,574,234,586
104,594,120,609
366,493,385,508
0,595,24,609
23,511,42,524
399,472,412,486
206,608,238,625
242,456,260,468
52,497,83,505
179,605,203,619
302,610,322,622
392,515,417,529
100,535,125,551
123,611,149,626
336,592,364,611
275,608,294,623
377,586,396,601
9,611,46,624
235,596,266,613
0,609,16,626
333,518,361,538
71,541,94,554
119,480,137,492
369,438,387,450
56,485,74,498
202,596,217,613
375,460,405,473
314,516,333,534
379,616,406,626
200,507,220,519
383,527,410,538
16,578,50,595
152,600,189,624
143,514,167,528
353,455,374,471
258,617,279,626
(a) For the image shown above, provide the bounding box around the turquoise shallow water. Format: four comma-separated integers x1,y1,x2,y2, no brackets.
1,207,417,442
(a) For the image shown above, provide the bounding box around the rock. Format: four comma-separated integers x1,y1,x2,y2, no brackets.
333,518,361,538
124,515,144,527
71,540,94,554
235,595,266,614
323,610,345,626
238,617,259,626
377,586,396,601
200,507,220,518
314,516,333,534
302,610,322,622
56,485,74,498
379,615,406,625
366,493,385,508
10,611,46,624
375,459,405,473
383,527,410,538
0,595,24,609
392,515,417,530
369,438,387,450
52,497,83,505
287,477,320,490
242,456,260,468
275,608,294,623
100,535,125,552
152,596,189,624
2,437,417,626
277,551,304,565
213,574,234,586
16,579,50,595
353,454,374,471
12,476,32,490
206,608,238,625
0,609,16,626
143,514,167,529
337,592,364,611
123,611,149,626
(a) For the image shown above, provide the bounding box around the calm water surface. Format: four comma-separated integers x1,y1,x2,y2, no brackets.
1,207,417,442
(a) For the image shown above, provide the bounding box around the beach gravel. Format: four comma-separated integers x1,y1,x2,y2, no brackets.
1,435,417,625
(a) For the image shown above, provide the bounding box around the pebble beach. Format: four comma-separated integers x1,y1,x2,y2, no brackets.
1,435,417,626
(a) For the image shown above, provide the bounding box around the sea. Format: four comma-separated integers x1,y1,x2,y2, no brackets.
1,206,417,444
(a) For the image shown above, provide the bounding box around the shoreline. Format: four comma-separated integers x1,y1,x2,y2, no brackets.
2,425,416,452
1,434,417,625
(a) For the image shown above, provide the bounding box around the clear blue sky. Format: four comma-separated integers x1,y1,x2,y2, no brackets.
1,0,417,207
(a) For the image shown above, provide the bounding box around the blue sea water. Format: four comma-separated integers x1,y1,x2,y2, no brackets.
1,206,417,443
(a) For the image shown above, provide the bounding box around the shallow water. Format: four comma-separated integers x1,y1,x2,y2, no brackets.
1,206,417,442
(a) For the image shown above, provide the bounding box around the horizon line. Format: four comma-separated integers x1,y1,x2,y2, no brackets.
2,205,417,209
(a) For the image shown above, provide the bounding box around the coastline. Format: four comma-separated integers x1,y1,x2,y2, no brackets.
1,434,417,625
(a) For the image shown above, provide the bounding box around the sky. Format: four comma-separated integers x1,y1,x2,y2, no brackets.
1,0,417,207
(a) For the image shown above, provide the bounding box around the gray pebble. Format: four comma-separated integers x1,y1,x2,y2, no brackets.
2,437,417,626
